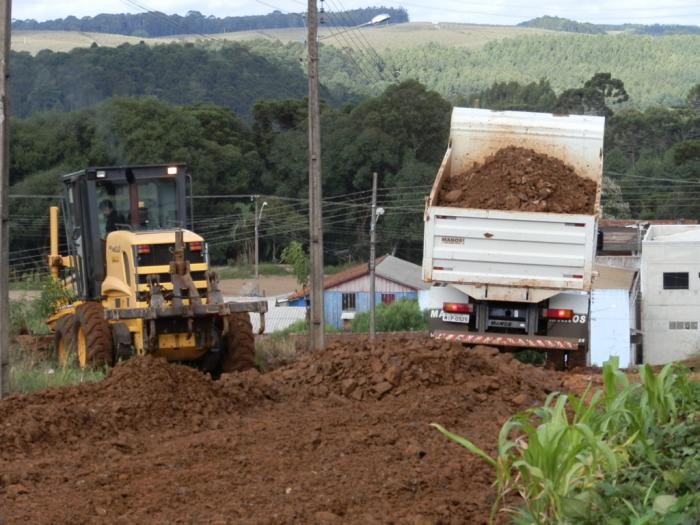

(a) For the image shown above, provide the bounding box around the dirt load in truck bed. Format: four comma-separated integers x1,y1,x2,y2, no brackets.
438,146,597,214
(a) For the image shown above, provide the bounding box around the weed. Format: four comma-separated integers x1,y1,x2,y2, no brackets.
9,346,105,395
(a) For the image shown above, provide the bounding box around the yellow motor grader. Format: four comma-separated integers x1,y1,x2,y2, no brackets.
46,164,267,376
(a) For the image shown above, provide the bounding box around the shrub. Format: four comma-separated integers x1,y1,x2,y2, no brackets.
351,299,427,333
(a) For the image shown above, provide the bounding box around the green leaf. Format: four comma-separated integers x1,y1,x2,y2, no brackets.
430,423,497,468
653,495,678,515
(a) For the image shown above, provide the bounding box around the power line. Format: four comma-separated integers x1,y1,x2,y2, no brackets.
325,0,391,82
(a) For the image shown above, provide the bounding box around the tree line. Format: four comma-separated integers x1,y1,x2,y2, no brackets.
7,76,700,277
518,16,700,36
11,7,407,37
9,42,314,119
9,34,699,123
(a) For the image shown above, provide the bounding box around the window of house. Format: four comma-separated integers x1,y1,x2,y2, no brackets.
381,293,396,305
663,272,689,290
342,293,356,311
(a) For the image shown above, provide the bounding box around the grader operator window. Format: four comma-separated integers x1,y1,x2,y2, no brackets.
61,164,188,301
96,177,178,236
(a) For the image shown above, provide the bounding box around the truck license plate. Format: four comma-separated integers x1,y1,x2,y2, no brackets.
440,313,470,324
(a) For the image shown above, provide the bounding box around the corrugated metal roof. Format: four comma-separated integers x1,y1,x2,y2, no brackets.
376,255,429,291
286,254,426,301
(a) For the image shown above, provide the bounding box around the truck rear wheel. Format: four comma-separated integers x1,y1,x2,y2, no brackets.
75,302,115,368
567,348,588,369
547,349,567,371
54,314,77,366
222,312,256,372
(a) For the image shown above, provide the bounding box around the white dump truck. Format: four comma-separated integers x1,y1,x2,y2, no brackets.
422,108,605,367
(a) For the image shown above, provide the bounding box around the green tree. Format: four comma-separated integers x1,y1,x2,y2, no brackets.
686,83,700,114
280,241,309,289
555,73,629,117
673,140,700,165
601,177,631,219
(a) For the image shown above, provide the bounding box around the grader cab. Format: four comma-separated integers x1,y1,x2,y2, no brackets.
47,164,267,376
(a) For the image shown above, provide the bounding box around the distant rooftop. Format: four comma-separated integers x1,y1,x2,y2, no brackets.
644,225,700,243
287,255,427,301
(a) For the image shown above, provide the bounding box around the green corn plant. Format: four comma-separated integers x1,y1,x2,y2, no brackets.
433,391,619,524
434,359,699,524
431,419,521,523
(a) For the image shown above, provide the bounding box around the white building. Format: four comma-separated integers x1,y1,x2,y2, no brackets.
641,225,700,365
589,264,638,368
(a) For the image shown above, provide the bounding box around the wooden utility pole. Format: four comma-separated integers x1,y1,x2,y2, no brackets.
253,196,259,287
307,0,324,351
369,172,378,341
0,0,11,398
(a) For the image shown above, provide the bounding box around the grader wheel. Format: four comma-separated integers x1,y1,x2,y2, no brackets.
222,312,256,372
54,314,77,366
75,302,115,368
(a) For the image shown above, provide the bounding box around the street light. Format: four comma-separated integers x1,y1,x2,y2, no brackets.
318,13,391,40
369,172,385,341
254,198,268,296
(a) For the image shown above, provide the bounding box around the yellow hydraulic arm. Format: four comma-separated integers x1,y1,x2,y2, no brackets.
47,206,73,276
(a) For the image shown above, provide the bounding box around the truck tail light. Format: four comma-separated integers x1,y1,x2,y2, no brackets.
443,302,473,314
545,308,574,320
137,244,151,255
189,241,203,252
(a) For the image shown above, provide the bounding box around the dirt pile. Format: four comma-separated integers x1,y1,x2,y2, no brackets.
438,146,597,214
271,337,562,403
1,336,578,524
0,356,269,456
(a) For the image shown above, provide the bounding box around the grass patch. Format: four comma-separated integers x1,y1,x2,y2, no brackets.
213,263,292,280
9,346,106,395
9,280,44,291
324,261,359,275
10,298,50,336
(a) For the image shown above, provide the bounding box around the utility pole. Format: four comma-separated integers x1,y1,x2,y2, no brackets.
369,172,378,340
307,0,324,351
253,196,259,286
0,0,11,398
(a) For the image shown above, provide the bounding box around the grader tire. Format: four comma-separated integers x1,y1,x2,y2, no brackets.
222,312,256,373
54,314,77,366
75,302,114,368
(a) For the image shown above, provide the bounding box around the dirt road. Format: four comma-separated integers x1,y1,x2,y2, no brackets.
0,337,568,524
218,275,298,298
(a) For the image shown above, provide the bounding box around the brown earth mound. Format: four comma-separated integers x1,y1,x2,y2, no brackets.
438,146,597,214
272,338,560,403
0,337,573,524
0,356,269,456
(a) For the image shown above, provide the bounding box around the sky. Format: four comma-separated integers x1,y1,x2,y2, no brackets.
11,0,700,26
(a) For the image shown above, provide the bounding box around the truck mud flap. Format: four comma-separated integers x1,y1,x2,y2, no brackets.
432,331,581,351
